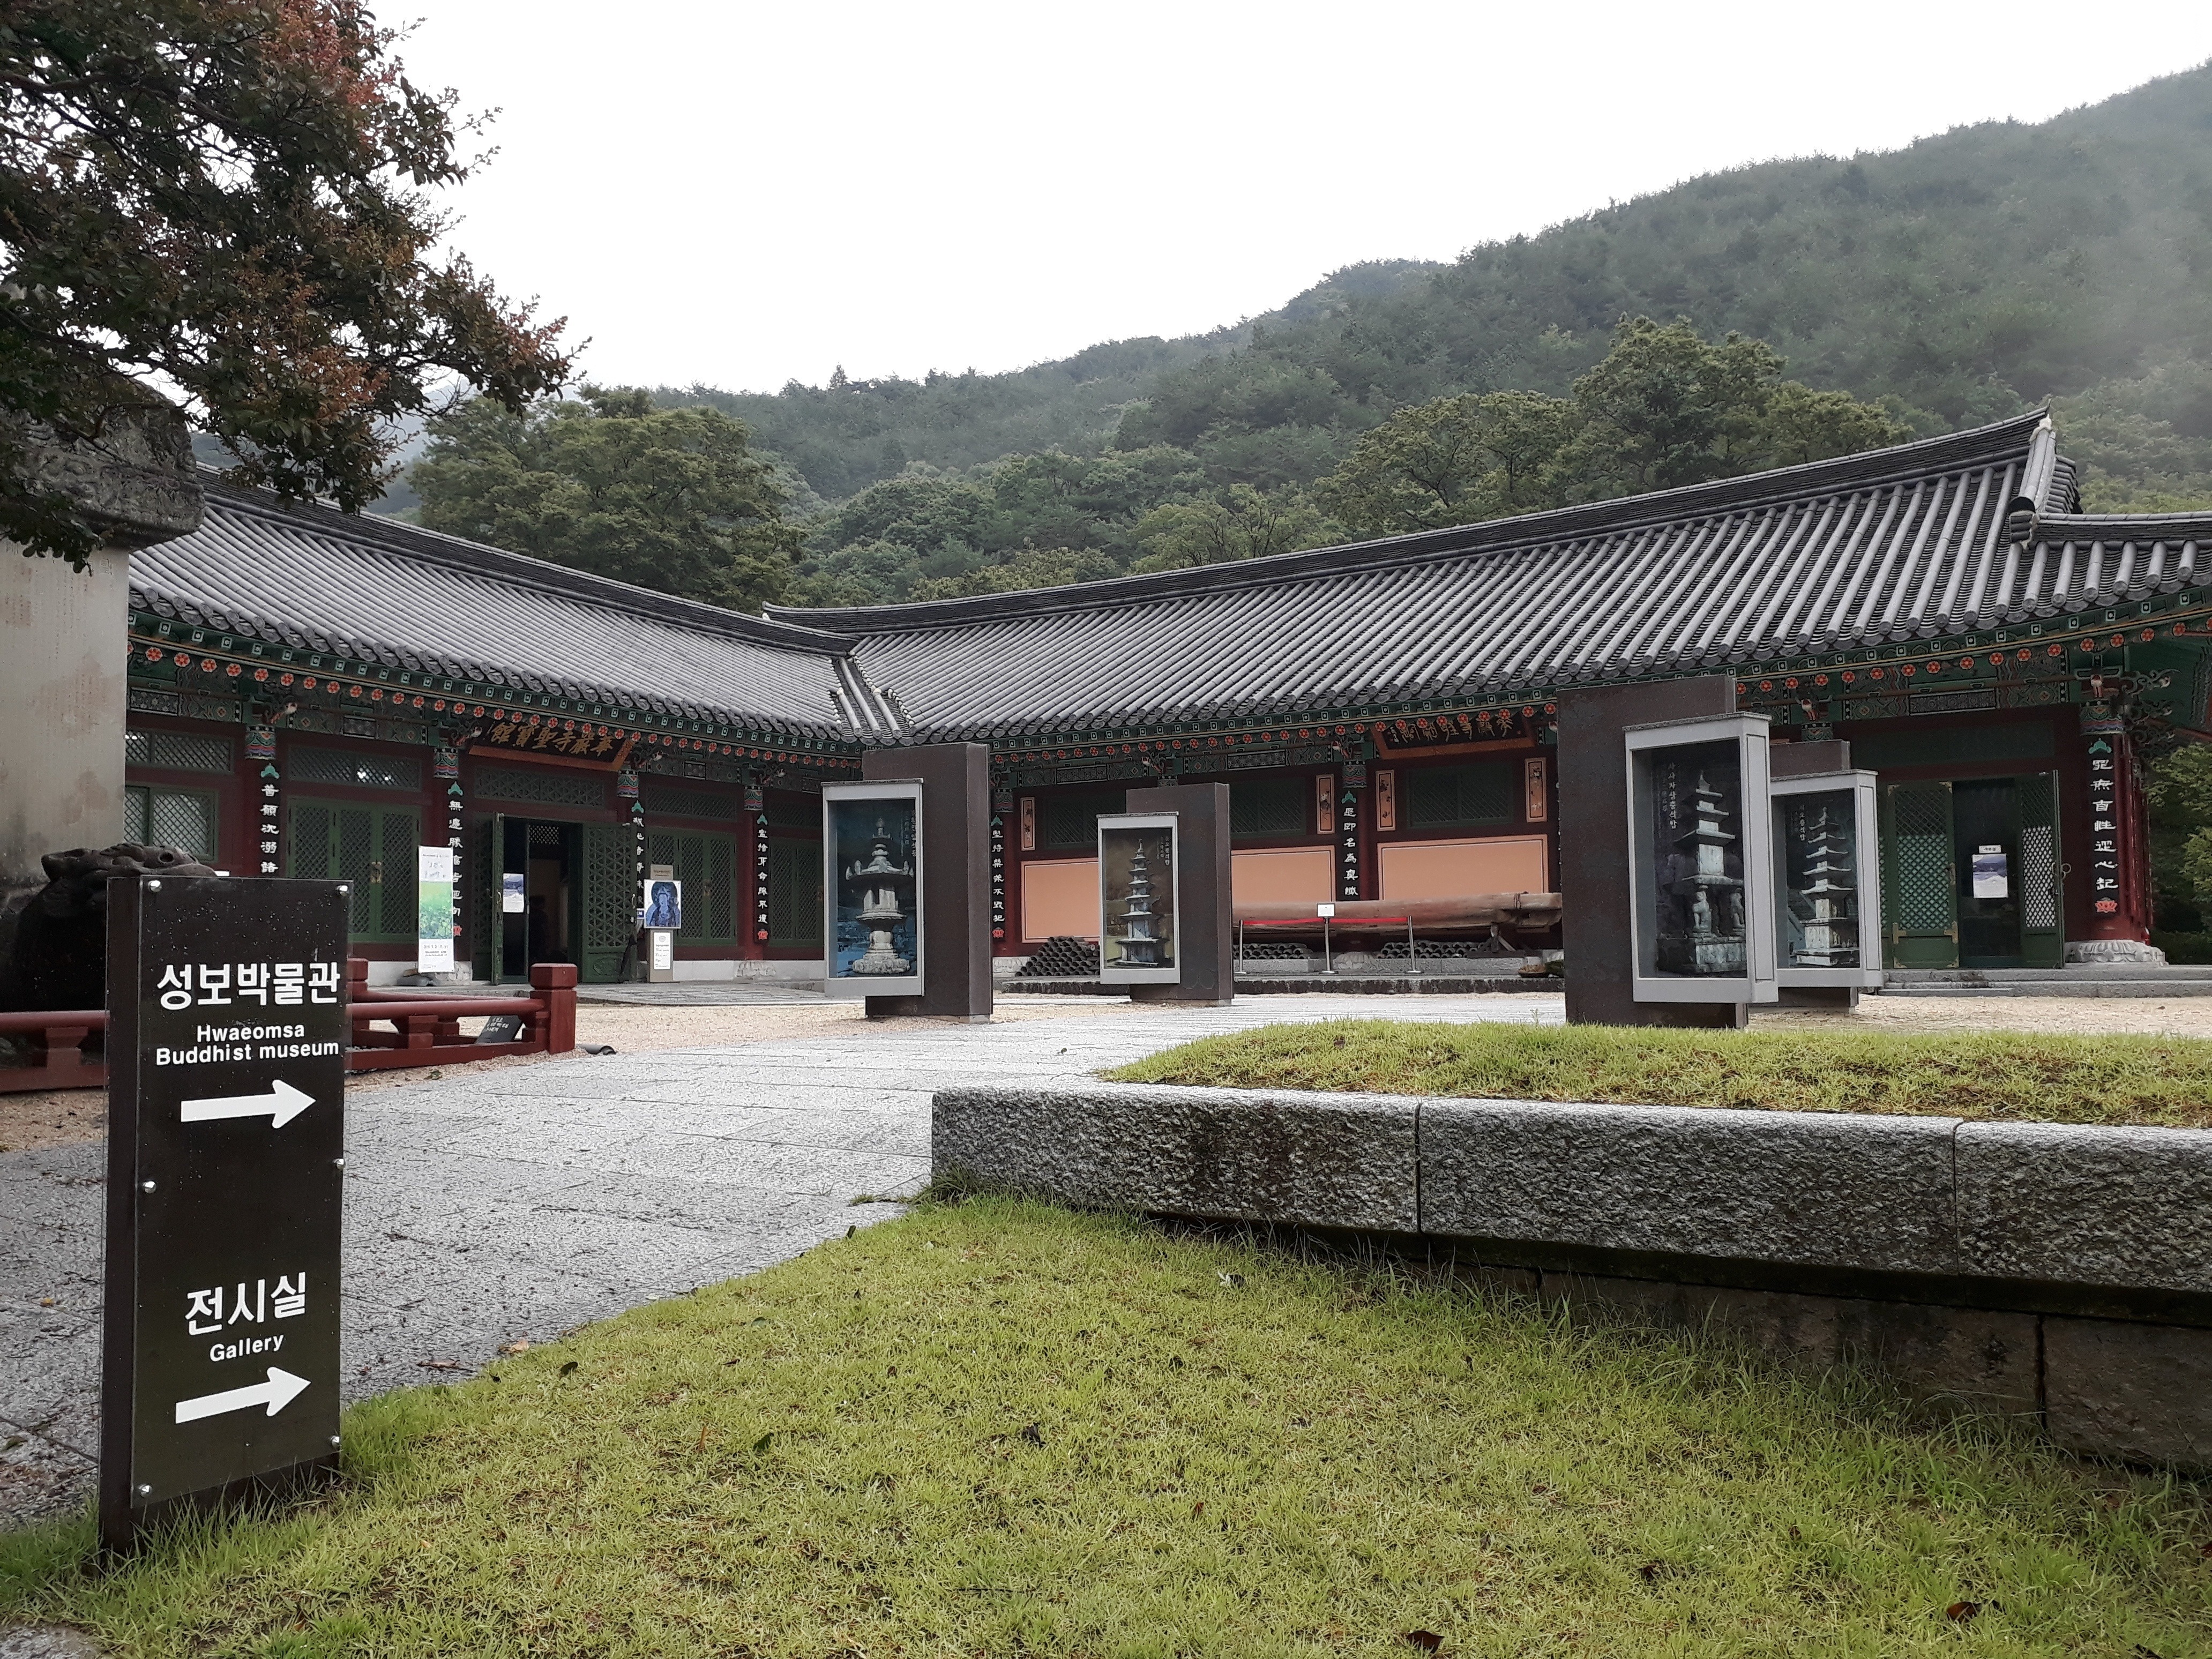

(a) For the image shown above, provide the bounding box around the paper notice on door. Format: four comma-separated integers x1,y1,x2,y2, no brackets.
1971,845,2009,900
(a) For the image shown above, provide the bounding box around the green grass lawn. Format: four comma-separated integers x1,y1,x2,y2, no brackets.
1109,1020,2212,1130
6,1197,2209,1656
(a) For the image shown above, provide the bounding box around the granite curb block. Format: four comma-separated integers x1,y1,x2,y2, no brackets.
931,1080,1419,1232
1956,1120,2212,1291
1419,1099,1965,1275
932,1080,2212,1466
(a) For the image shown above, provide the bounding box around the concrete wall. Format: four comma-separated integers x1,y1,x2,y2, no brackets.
0,403,201,967
0,546,133,901
935,1080,2212,1469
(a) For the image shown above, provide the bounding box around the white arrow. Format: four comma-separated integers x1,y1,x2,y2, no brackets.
180,1080,315,1129
173,1367,311,1424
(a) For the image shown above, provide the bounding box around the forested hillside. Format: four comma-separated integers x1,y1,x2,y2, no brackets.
412,63,2212,606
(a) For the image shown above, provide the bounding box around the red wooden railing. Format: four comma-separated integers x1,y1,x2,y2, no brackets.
0,959,578,1094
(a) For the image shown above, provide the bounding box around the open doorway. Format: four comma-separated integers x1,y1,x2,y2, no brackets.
500,818,579,981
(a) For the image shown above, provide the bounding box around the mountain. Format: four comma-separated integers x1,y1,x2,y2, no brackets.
659,63,2212,543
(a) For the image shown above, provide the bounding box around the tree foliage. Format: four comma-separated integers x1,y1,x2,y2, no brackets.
782,320,1908,604
0,0,571,563
1314,319,1908,538
412,388,801,611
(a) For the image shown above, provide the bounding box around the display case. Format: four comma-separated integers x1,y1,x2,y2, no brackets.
1097,812,1180,985
1769,768,1882,989
822,780,924,998
1624,714,1777,1004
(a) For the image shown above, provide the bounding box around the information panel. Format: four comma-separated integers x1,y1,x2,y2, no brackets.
102,876,348,1550
822,780,925,999
1098,812,1181,985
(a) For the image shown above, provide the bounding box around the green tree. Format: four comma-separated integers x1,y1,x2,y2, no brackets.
1318,320,1908,539
2,0,570,564
412,388,801,610
1132,486,1342,571
2146,742,2212,937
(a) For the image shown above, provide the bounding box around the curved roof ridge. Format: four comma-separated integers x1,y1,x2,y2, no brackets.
197,475,855,655
771,409,2052,636
2034,508,2212,534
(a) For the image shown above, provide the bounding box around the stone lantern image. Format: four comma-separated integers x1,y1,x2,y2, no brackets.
843,816,915,975
1658,769,1747,976
1113,839,1165,968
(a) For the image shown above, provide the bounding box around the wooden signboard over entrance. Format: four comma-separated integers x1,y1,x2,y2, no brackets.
101,876,349,1552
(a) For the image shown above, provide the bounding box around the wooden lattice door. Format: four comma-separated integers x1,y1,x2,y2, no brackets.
1881,780,1956,969
2018,771,2065,968
580,821,637,983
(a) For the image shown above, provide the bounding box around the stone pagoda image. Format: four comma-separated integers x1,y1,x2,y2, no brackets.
1658,772,1746,975
842,817,916,975
1788,801,1859,968
1112,839,1165,968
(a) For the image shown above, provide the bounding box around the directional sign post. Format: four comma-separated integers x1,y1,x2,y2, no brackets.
101,876,349,1553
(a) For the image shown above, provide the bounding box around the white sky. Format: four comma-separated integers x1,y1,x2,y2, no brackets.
393,0,2212,394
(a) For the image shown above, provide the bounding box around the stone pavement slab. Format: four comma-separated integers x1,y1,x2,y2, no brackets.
0,992,1555,1526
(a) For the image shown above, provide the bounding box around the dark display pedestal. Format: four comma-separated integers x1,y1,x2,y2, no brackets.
861,743,992,1021
1122,782,1234,1005
1559,676,1751,1028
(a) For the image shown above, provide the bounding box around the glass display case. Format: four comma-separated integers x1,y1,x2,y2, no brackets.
1624,714,1777,1004
822,780,924,998
1770,768,1881,989
1098,812,1180,985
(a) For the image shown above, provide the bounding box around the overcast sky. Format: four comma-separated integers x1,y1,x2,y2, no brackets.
393,1,2212,395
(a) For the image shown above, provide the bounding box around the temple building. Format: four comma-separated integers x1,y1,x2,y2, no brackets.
114,409,2203,981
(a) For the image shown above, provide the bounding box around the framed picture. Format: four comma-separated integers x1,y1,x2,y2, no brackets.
640,877,683,931
1624,714,1777,1005
823,780,924,998
1770,768,1882,989
1097,812,1180,985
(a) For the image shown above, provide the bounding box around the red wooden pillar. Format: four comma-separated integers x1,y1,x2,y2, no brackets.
530,961,578,1053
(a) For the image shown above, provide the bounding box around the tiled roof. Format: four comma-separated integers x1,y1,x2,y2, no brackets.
129,415,2212,748
766,412,2212,741
130,481,856,736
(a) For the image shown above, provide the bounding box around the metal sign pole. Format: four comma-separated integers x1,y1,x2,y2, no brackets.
100,875,349,1555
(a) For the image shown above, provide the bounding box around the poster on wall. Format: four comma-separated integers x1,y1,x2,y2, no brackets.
417,845,454,973
1624,715,1776,1004
640,878,683,930
501,872,526,914
822,780,924,998
1098,813,1179,984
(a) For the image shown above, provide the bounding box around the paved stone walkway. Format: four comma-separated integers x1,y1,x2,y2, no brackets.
0,993,1559,1524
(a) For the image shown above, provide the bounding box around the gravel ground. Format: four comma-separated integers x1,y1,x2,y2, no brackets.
0,995,1138,1153
12,991,2212,1155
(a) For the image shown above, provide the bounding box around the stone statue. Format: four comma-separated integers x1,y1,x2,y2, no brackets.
0,844,216,1013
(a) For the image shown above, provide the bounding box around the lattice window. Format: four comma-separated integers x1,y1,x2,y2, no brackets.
288,745,421,790
1039,789,1125,849
125,729,233,773
1228,778,1307,840
124,786,218,861
1403,763,1514,829
768,836,824,948
474,765,607,810
641,781,740,820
